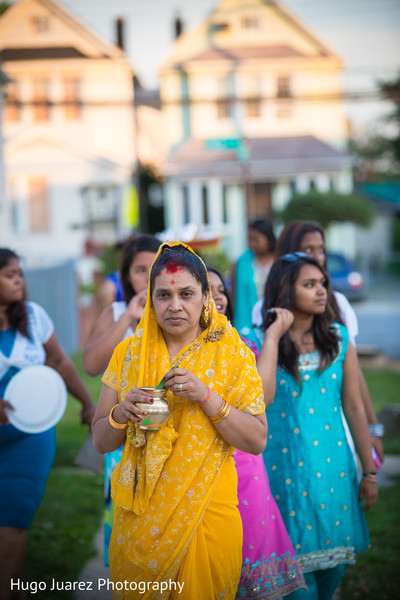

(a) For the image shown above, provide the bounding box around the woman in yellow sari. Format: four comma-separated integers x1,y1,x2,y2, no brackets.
92,241,267,600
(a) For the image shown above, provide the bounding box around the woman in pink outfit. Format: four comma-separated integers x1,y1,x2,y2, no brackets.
208,267,306,599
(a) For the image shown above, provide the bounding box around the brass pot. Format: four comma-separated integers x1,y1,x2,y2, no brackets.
138,388,170,431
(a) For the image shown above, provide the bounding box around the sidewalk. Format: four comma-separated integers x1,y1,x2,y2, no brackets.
74,454,400,598
74,527,112,599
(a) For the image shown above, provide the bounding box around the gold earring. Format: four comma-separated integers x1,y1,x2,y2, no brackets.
200,304,211,329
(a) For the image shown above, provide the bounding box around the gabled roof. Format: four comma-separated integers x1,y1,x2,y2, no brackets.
164,135,352,179
0,0,126,60
161,0,342,71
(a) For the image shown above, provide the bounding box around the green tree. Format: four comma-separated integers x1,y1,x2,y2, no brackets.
0,2,10,16
350,71,400,175
378,72,400,165
279,190,374,229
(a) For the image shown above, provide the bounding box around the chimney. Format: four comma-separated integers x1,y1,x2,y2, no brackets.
116,17,124,50
174,15,183,39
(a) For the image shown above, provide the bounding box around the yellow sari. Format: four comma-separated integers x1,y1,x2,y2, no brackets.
101,242,265,600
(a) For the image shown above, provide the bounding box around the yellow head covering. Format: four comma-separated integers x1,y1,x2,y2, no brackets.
102,241,264,515
137,240,213,387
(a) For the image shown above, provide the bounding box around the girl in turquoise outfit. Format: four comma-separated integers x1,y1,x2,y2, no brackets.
259,253,378,600
232,219,275,336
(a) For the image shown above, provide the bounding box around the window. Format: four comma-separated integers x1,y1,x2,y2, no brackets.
32,78,49,122
276,76,292,119
216,99,231,119
29,177,49,231
5,82,20,123
244,75,261,117
242,16,259,29
246,99,260,118
8,178,22,233
277,76,291,98
210,22,229,33
83,185,118,244
64,77,81,120
30,16,49,33
86,186,116,221
216,76,232,119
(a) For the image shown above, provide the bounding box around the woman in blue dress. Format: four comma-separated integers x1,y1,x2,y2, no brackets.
258,253,378,600
0,248,96,600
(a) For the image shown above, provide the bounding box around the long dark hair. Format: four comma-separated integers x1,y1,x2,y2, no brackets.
275,220,343,324
150,245,208,296
276,220,325,259
249,218,276,252
207,266,233,322
0,248,29,338
120,234,161,302
262,254,339,381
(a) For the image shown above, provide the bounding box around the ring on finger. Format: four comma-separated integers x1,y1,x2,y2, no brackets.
177,383,183,392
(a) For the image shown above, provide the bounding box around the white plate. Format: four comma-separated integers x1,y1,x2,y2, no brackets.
4,365,67,433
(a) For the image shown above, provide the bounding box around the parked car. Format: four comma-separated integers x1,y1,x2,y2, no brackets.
326,252,365,302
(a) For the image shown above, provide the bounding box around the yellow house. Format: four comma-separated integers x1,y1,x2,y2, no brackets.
0,0,136,264
160,0,353,258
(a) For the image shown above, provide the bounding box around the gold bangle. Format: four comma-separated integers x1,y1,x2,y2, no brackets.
362,473,378,482
209,401,227,422
209,401,231,423
213,404,231,424
109,404,128,430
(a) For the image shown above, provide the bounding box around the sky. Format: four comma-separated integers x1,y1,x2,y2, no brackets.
17,0,400,132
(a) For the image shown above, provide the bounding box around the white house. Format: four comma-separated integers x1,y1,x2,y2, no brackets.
159,0,354,259
0,0,136,265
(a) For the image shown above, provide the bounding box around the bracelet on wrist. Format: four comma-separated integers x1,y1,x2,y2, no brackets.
362,471,377,483
209,401,231,424
369,423,384,438
199,387,211,406
109,404,128,430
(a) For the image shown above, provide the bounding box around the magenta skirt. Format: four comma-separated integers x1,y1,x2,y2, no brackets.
234,450,307,599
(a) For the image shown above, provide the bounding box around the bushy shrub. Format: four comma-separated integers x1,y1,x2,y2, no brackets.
279,191,375,228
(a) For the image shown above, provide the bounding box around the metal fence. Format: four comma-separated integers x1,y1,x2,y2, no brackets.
24,260,79,356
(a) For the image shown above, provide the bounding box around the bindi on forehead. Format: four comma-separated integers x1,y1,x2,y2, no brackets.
165,259,185,275
170,280,175,285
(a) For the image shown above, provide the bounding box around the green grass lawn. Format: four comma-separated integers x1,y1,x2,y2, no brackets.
24,362,400,598
363,369,400,413
25,356,103,599
363,368,400,454
340,477,400,599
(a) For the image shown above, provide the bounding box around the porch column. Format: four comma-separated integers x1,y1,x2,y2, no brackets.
207,179,223,230
222,184,247,260
188,180,203,225
164,178,184,230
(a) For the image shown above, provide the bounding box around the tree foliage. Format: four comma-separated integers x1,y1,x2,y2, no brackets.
378,72,400,165
279,191,375,229
350,72,400,174
0,3,10,16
